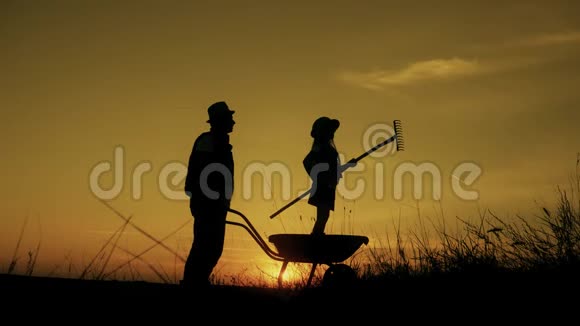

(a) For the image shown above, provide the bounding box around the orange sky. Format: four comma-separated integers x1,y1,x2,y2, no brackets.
1,1,579,285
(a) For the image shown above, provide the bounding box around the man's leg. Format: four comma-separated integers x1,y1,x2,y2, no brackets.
204,207,227,274
182,206,227,286
183,216,210,286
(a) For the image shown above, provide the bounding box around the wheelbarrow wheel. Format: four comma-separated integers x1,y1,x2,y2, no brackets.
322,264,357,288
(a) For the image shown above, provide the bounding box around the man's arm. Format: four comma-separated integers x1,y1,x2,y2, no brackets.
185,133,214,198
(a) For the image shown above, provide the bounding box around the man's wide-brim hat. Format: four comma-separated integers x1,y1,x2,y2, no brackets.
311,116,340,138
207,101,235,123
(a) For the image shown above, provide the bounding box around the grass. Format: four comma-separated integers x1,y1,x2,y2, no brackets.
355,156,580,285
4,158,580,291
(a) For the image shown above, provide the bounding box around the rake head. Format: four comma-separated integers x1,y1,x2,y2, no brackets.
394,120,404,151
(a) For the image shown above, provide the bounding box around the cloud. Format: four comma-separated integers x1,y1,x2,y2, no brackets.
512,31,580,48
339,31,580,90
339,58,488,90
468,31,580,52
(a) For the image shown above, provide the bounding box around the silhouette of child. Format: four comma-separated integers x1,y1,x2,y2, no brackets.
303,117,343,235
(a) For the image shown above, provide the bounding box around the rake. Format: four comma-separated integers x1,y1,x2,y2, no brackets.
269,119,404,219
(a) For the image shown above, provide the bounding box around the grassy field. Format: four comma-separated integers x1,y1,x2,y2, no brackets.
1,267,577,321
2,166,579,318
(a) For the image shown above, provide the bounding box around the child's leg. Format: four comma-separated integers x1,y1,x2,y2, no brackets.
312,206,330,234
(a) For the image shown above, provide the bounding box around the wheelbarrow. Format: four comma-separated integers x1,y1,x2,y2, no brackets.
226,208,369,288
225,120,403,287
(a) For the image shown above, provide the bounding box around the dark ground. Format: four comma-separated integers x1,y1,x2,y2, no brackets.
1,272,577,321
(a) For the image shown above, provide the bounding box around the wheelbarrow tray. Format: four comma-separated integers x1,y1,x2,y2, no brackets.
268,234,369,264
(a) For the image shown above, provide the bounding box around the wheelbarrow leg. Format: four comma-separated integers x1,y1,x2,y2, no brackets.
306,263,318,287
278,260,289,288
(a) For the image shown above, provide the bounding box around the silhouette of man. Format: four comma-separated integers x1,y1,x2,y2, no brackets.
183,101,235,287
